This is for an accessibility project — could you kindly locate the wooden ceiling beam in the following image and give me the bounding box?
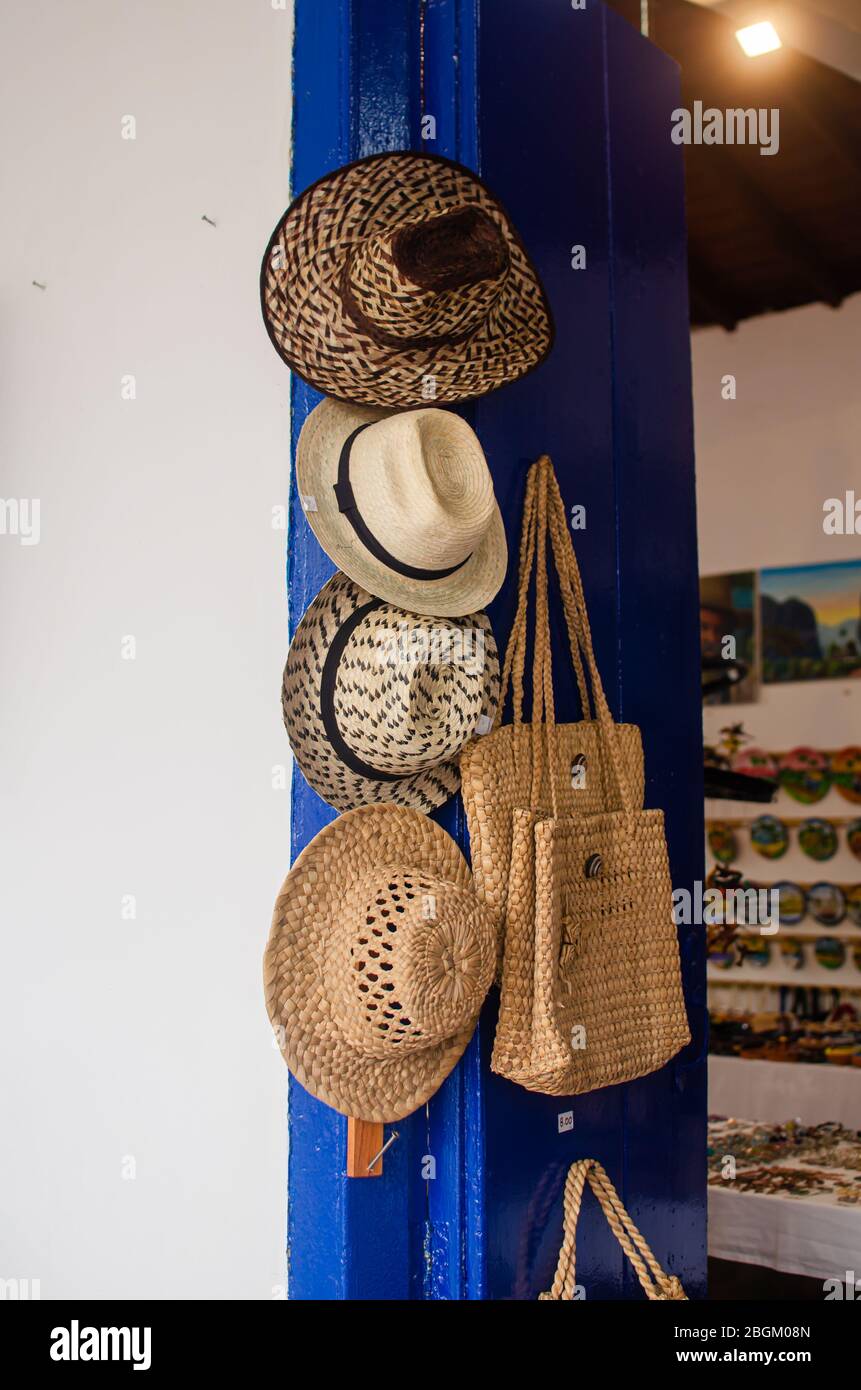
[785,66,861,184]
[687,245,744,331]
[690,287,733,331]
[721,154,845,309]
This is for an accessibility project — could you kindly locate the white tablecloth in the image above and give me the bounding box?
[709,1055,861,1128]
[709,1184,861,1282]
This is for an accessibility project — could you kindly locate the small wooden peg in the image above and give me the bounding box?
[347,1118,384,1178]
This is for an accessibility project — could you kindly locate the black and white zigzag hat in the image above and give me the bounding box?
[282,571,500,813]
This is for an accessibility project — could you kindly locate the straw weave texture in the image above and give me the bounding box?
[260,152,553,408]
[283,571,499,812]
[296,396,507,616]
[461,721,644,930]
[465,456,688,1095]
[263,804,496,1121]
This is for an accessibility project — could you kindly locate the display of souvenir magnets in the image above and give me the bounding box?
[732,747,778,781]
[707,821,737,864]
[708,947,734,970]
[740,938,771,968]
[798,817,838,862]
[806,881,847,928]
[750,814,789,860]
[832,747,861,805]
[846,884,861,928]
[774,880,806,926]
[779,937,805,971]
[778,747,830,804]
[815,937,846,971]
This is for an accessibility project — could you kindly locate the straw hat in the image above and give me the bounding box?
[260,151,553,409]
[263,805,497,1121]
[296,397,507,616]
[282,571,500,813]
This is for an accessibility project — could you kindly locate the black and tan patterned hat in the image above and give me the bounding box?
[263,805,497,1121]
[260,151,553,409]
[296,396,507,617]
[282,571,500,813]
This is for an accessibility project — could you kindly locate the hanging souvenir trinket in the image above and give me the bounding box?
[750,814,789,860]
[807,881,847,928]
[815,937,846,971]
[774,880,806,926]
[705,866,754,962]
[846,884,861,928]
[779,937,805,971]
[732,747,778,781]
[847,819,861,861]
[832,747,861,805]
[708,947,734,970]
[779,747,830,804]
[707,821,737,864]
[799,817,838,862]
[740,938,771,969]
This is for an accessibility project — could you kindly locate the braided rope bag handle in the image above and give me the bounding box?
[539,1160,688,1302]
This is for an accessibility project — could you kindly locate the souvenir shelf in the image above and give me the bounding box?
[708,968,861,989]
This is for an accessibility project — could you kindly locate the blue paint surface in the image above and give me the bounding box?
[285,0,706,1299]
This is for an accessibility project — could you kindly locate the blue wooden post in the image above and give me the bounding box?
[285,0,706,1300]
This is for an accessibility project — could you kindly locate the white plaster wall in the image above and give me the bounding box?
[0,0,294,1299]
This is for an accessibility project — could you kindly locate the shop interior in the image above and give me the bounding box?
[635,0,861,1299]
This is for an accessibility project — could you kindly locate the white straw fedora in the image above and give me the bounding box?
[296,397,507,617]
[282,571,500,813]
[263,805,497,1121]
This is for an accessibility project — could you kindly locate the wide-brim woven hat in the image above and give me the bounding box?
[260,151,553,408]
[296,396,507,616]
[263,805,497,1121]
[283,571,500,813]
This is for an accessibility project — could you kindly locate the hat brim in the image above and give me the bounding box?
[260,151,554,410]
[282,571,500,813]
[297,398,508,617]
[263,805,482,1121]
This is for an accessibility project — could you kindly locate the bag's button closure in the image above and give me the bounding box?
[584,853,603,878]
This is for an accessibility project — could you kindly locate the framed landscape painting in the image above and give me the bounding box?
[700,569,759,704]
[761,560,861,684]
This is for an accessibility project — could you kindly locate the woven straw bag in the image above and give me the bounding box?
[540,1159,688,1301]
[460,463,645,936]
[466,455,689,1094]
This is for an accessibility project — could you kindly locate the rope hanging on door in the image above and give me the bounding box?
[540,1159,688,1301]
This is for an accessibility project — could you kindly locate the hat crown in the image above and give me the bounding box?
[334,601,488,776]
[393,207,509,291]
[345,206,510,345]
[326,869,494,1059]
[350,409,495,571]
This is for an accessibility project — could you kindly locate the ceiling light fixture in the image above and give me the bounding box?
[735,21,782,57]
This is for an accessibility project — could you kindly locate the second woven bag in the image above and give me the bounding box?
[459,460,644,934]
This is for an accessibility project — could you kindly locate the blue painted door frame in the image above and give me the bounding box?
[285,0,706,1301]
